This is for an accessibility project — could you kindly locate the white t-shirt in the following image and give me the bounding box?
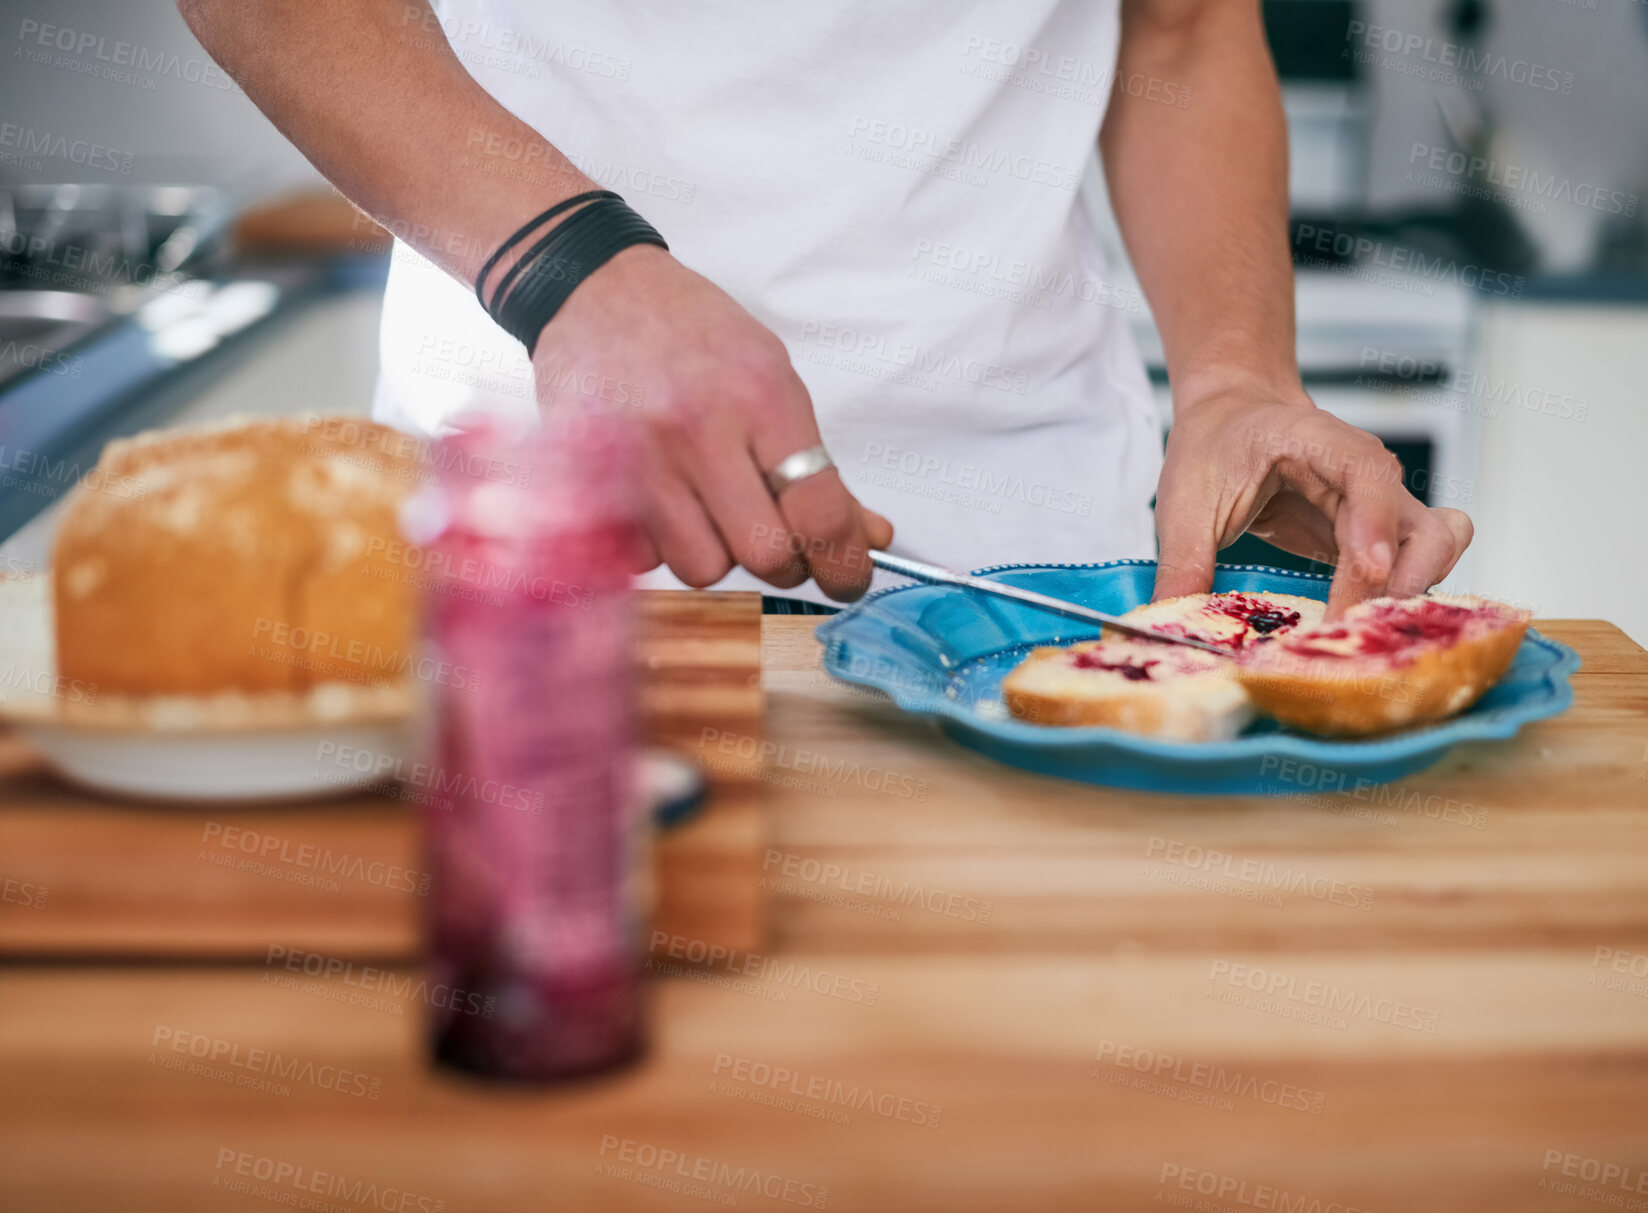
[373,0,1162,600]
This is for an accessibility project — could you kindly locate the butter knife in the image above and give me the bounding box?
[868,551,1228,656]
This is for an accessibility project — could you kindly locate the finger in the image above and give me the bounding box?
[777,469,878,601]
[629,529,662,575]
[644,467,734,589]
[1388,507,1473,598]
[746,368,880,601]
[690,448,808,591]
[1152,480,1220,602]
[650,369,805,589]
[860,506,894,552]
[1436,507,1474,574]
[1322,450,1405,619]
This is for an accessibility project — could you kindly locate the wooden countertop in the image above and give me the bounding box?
[2,610,1647,1213]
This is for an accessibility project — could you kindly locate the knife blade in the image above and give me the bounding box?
[868,551,1229,656]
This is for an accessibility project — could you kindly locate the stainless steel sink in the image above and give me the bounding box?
[0,183,231,390]
[0,290,114,388]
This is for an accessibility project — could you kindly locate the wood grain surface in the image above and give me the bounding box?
[0,590,766,959]
[1,613,1645,1213]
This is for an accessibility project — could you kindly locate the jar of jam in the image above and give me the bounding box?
[407,408,646,1080]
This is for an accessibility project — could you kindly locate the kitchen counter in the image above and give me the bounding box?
[0,274,386,565]
[1,608,1646,1212]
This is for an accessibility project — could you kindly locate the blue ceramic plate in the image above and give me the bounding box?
[815,560,1580,795]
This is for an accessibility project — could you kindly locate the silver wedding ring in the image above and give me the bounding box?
[764,444,834,497]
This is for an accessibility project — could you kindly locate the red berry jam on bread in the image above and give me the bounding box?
[1003,590,1325,739]
[1002,637,1252,741]
[1113,591,1326,653]
[1236,594,1531,736]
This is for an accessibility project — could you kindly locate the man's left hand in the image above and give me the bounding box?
[1151,382,1473,618]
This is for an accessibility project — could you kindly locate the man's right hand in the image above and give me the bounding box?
[529,243,892,600]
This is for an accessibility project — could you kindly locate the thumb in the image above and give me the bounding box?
[1152,489,1219,602]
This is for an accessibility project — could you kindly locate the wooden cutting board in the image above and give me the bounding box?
[0,590,766,960]
[0,617,1643,1213]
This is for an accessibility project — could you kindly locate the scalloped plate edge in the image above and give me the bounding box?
[816,559,1580,762]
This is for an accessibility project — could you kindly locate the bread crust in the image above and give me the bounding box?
[1004,682,1215,738]
[52,417,425,696]
[1002,592,1528,742]
[1237,620,1528,736]
[1002,643,1252,742]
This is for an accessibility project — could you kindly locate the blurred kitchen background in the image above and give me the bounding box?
[1,0,1645,642]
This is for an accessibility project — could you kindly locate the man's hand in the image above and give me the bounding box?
[531,244,892,600]
[1152,381,1473,617]
[1104,3,1471,614]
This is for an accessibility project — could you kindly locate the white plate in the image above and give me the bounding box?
[1,576,708,813]
[0,573,414,802]
[10,716,414,803]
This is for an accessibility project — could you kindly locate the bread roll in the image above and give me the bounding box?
[1002,591,1322,739]
[1003,637,1253,741]
[1236,594,1531,737]
[52,416,426,696]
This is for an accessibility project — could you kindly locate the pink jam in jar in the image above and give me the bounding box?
[407,409,646,1080]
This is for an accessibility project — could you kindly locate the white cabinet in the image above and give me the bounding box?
[1460,302,1648,646]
